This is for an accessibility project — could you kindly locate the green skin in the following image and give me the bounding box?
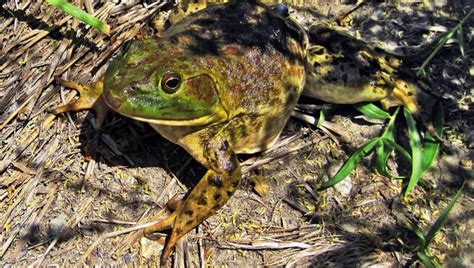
[54,0,422,265]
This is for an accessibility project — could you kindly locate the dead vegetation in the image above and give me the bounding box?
[0,0,472,266]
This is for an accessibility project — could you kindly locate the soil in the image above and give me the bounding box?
[0,0,472,267]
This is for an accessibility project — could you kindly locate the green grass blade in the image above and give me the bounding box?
[416,30,452,77]
[432,258,443,268]
[412,220,435,267]
[425,183,464,246]
[375,138,395,178]
[381,138,412,162]
[417,250,435,268]
[46,0,110,34]
[404,108,423,196]
[316,109,326,128]
[422,102,444,171]
[457,25,464,58]
[381,107,399,137]
[412,224,427,249]
[416,9,472,76]
[374,108,405,178]
[319,138,380,190]
[354,103,391,120]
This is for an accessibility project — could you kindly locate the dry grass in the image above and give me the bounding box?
[1,0,472,266]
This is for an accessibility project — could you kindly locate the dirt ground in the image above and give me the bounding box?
[0,0,472,266]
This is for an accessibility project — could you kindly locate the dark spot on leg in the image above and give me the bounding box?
[232,180,239,188]
[184,210,194,216]
[220,140,229,150]
[222,157,237,173]
[212,204,221,210]
[208,176,224,188]
[185,220,193,226]
[226,191,233,197]
[197,195,208,206]
[214,194,221,201]
[175,228,182,234]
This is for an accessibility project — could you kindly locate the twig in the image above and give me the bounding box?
[222,240,311,250]
[91,219,137,225]
[242,140,317,174]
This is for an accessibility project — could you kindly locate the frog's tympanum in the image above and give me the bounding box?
[53,0,424,263]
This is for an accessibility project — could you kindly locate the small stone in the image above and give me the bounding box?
[329,163,353,197]
[333,175,353,197]
[139,236,165,258]
[48,214,68,238]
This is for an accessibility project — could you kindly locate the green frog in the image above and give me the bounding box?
[52,0,423,264]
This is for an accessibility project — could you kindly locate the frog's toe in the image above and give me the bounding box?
[392,80,419,114]
[143,203,199,264]
[145,212,177,235]
[380,80,419,113]
[52,78,110,128]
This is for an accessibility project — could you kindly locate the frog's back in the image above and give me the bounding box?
[166,0,307,112]
[165,1,307,152]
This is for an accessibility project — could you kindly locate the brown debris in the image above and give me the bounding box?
[0,0,472,267]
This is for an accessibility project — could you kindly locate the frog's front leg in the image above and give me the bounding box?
[145,122,241,264]
[52,78,110,128]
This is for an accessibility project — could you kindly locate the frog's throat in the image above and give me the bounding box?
[115,106,228,126]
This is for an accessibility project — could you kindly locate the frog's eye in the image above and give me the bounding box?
[161,72,182,94]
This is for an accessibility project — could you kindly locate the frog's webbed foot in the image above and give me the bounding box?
[52,78,110,128]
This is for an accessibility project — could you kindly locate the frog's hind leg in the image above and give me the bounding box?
[52,78,110,128]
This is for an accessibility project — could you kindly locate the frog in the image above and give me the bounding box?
[51,0,425,264]
[53,0,307,264]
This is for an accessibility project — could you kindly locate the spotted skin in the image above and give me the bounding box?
[303,25,420,114]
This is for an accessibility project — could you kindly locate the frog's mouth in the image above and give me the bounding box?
[103,90,227,126]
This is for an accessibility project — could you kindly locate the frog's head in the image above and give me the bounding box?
[103,36,226,126]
